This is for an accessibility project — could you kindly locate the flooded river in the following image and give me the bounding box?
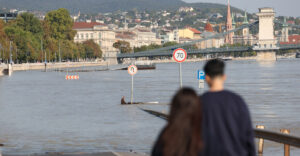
[0,59,299,155]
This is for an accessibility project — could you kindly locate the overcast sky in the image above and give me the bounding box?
[183,0,299,17]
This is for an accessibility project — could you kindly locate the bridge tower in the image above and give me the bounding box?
[254,8,278,61]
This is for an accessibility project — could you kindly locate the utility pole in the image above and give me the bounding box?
[59,41,61,62]
[55,51,57,63]
[41,38,47,64]
[9,41,12,64]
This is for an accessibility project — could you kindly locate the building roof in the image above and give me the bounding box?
[204,22,214,32]
[72,22,106,29]
[136,28,151,32]
[188,27,201,34]
[280,35,300,44]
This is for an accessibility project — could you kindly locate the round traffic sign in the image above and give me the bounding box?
[173,48,187,63]
[128,65,138,75]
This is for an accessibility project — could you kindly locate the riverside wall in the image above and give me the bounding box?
[12,62,108,71]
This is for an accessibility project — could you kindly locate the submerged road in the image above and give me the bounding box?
[3,152,146,156]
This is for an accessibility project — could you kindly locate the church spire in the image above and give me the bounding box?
[283,17,288,27]
[225,0,233,44]
[232,13,236,25]
[243,11,248,24]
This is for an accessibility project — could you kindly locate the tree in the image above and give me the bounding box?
[44,8,76,41]
[4,26,40,62]
[82,40,102,58]
[163,41,178,47]
[134,43,162,52]
[0,20,10,61]
[16,13,43,36]
[113,40,132,53]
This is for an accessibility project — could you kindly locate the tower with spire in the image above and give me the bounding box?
[232,13,236,36]
[225,0,233,44]
[124,18,128,30]
[242,11,250,45]
[280,17,289,42]
[232,13,236,29]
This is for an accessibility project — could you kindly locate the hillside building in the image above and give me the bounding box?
[179,27,201,40]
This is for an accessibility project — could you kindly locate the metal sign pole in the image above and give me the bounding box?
[128,64,137,105]
[179,62,182,88]
[131,75,134,104]
[198,70,205,93]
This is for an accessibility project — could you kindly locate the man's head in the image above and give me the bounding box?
[204,59,226,90]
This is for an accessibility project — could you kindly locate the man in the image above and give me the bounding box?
[201,59,255,156]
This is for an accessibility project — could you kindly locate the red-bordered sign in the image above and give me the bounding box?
[128,65,138,76]
[173,48,187,63]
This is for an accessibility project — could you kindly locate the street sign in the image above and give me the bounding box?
[173,48,187,63]
[128,64,138,104]
[197,70,205,80]
[173,48,187,88]
[199,80,205,89]
[128,65,138,76]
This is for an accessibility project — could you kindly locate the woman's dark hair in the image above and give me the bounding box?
[161,88,203,156]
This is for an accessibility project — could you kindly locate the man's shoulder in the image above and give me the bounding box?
[202,90,245,102]
[202,90,240,97]
[224,90,242,98]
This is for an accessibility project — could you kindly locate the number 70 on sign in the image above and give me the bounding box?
[173,48,187,63]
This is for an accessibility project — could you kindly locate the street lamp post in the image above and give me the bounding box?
[9,41,12,64]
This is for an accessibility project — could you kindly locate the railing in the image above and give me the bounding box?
[278,44,300,50]
[118,47,251,58]
[140,108,300,156]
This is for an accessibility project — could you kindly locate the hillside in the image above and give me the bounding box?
[0,0,242,14]
[0,0,184,13]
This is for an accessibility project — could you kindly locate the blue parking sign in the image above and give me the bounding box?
[197,70,205,80]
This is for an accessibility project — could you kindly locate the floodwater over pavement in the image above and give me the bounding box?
[0,59,299,155]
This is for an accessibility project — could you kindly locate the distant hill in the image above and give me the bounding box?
[0,0,242,14]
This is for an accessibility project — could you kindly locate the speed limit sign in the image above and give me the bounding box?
[173,48,187,63]
[128,64,138,104]
[128,65,138,76]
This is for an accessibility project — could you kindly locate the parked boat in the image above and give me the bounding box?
[121,96,158,105]
[220,57,233,61]
[121,61,156,70]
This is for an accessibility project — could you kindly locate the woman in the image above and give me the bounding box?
[152,88,203,156]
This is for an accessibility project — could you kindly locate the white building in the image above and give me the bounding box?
[178,7,194,12]
[73,21,117,56]
[130,28,161,47]
[158,29,179,44]
[115,28,161,48]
